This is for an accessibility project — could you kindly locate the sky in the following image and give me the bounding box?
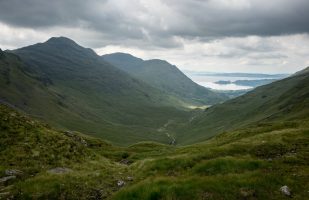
[0,0,309,73]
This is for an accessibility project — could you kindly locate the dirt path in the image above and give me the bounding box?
[165,132,176,145]
[158,120,176,145]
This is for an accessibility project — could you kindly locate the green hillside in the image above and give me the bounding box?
[1,40,308,199]
[102,53,227,106]
[1,39,190,145]
[0,103,127,199]
[175,67,309,144]
[1,102,308,199]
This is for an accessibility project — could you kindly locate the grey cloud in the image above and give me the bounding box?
[247,53,288,59]
[0,0,308,49]
[0,0,91,27]
[165,0,309,38]
[201,48,287,59]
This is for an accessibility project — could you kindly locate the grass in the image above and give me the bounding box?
[1,103,308,199]
[0,104,132,199]
[1,44,192,146]
[113,121,309,199]
[0,45,308,199]
[102,53,227,106]
[174,69,309,145]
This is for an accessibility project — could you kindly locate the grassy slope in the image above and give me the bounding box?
[115,120,309,200]
[0,103,129,199]
[175,67,309,145]
[102,53,227,106]
[1,39,191,145]
[1,46,308,199]
[1,104,308,199]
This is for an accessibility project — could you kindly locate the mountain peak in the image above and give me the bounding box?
[38,36,97,57]
[106,52,135,57]
[45,37,78,46]
[102,52,144,63]
[146,59,170,65]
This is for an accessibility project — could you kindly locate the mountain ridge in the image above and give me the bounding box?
[102,52,227,106]
[1,37,190,145]
[175,66,309,144]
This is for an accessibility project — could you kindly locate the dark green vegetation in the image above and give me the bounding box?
[0,103,127,199]
[175,67,309,144]
[1,103,308,199]
[0,39,194,145]
[213,89,251,99]
[1,38,308,199]
[102,53,227,106]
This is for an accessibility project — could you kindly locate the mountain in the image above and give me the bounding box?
[1,100,308,199]
[1,38,190,145]
[176,66,309,144]
[0,49,60,113]
[0,103,123,199]
[1,49,308,198]
[2,40,308,199]
[102,53,227,106]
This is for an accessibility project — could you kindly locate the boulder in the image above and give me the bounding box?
[119,159,132,165]
[63,131,88,146]
[117,180,125,187]
[0,176,16,184]
[239,188,256,198]
[48,167,72,174]
[63,131,74,137]
[280,185,291,196]
[5,169,23,176]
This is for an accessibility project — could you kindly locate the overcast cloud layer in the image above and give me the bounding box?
[0,0,309,73]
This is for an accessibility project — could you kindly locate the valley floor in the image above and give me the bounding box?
[1,104,308,199]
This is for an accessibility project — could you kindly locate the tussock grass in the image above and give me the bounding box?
[0,103,308,199]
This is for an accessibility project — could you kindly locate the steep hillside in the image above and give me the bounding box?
[176,67,309,144]
[0,103,130,199]
[1,39,190,145]
[1,103,308,199]
[102,53,227,106]
[0,49,65,117]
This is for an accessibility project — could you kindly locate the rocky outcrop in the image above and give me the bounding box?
[63,131,88,146]
[117,180,125,187]
[48,167,72,174]
[0,176,16,184]
[280,185,291,196]
[5,169,23,176]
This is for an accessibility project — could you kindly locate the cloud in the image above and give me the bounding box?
[0,0,308,73]
[96,34,309,73]
[1,0,309,48]
[164,0,309,38]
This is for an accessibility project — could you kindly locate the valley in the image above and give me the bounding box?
[0,102,308,199]
[1,1,309,199]
[102,53,227,106]
[1,39,193,146]
[0,38,308,199]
